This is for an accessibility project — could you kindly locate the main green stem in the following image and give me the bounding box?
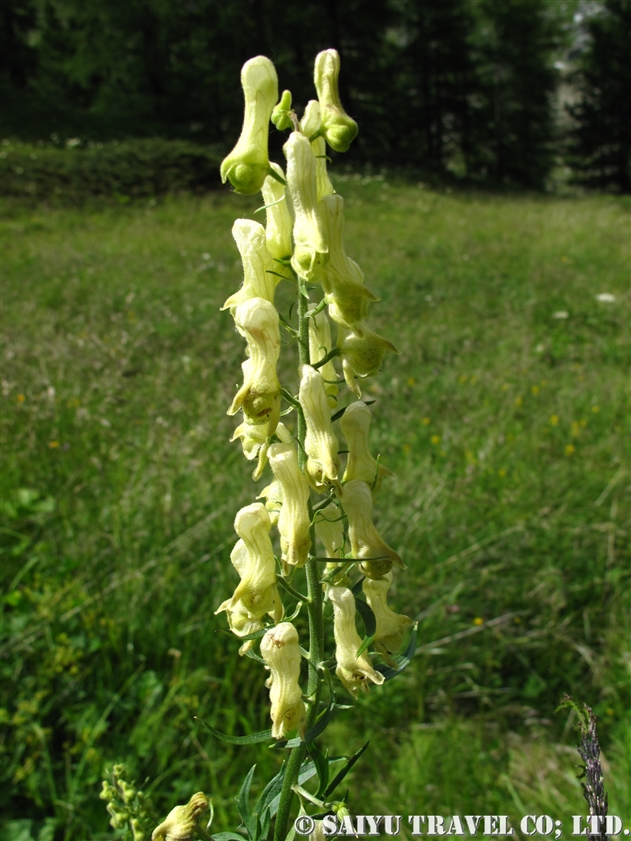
[273,279,325,841]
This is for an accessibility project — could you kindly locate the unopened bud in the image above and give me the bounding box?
[152,792,209,841]
[268,443,311,568]
[314,50,358,153]
[221,57,278,195]
[261,622,306,739]
[222,219,279,311]
[342,479,404,578]
[340,401,393,490]
[327,585,384,697]
[272,89,293,131]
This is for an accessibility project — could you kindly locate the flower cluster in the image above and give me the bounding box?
[216,50,412,742]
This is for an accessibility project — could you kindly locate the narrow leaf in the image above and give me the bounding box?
[355,633,376,659]
[196,717,272,745]
[354,597,376,638]
[308,742,330,800]
[237,764,256,825]
[323,741,370,798]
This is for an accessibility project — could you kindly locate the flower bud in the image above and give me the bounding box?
[340,401,393,490]
[268,443,311,568]
[284,131,328,281]
[311,136,335,203]
[261,164,293,263]
[261,622,306,739]
[228,298,281,434]
[272,89,293,131]
[338,325,398,396]
[152,792,209,841]
[222,220,280,312]
[299,365,339,489]
[327,585,384,697]
[341,479,404,578]
[362,572,413,657]
[300,99,322,139]
[220,57,278,195]
[308,305,338,408]
[314,50,358,153]
[257,477,283,525]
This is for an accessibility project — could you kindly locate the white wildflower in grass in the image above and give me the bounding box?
[595,293,615,303]
[552,310,569,319]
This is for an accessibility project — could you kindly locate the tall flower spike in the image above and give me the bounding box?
[268,443,312,568]
[327,585,385,697]
[220,56,278,195]
[284,131,328,282]
[362,572,413,659]
[228,298,281,434]
[314,50,358,153]
[320,194,379,331]
[338,325,398,396]
[299,364,340,489]
[342,479,404,579]
[261,163,293,264]
[261,622,306,739]
[221,503,281,621]
[308,305,338,408]
[222,219,279,311]
[340,401,393,490]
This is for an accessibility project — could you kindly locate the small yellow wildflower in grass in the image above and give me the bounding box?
[16,394,25,404]
[430,434,440,445]
[498,468,507,478]
[470,375,477,385]
[550,415,559,426]
[540,379,548,386]
[571,421,581,437]
[473,617,484,626]
[565,444,576,456]
[422,417,431,425]
[514,396,523,407]
[501,383,509,391]
[592,405,600,413]
[561,255,569,262]
[459,374,467,384]
[402,444,411,454]
[407,377,415,386]
[580,419,587,427]
[48,441,59,449]
[531,385,540,395]
[513,617,522,624]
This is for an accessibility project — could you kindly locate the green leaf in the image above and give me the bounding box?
[237,764,256,830]
[330,399,376,423]
[355,633,376,659]
[196,718,272,745]
[374,623,418,681]
[354,597,376,638]
[267,761,317,816]
[308,742,330,800]
[217,626,269,643]
[323,741,370,798]
[211,833,248,841]
[255,762,286,818]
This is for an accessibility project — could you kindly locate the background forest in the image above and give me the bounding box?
[1,2,630,841]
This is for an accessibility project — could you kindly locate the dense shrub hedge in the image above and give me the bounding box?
[1,138,223,200]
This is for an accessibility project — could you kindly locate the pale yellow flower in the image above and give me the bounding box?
[261,622,306,739]
[284,131,328,281]
[228,298,281,434]
[327,585,384,697]
[314,50,358,153]
[362,572,413,657]
[152,792,209,841]
[340,401,393,490]
[300,99,322,138]
[308,305,338,408]
[222,219,279,311]
[338,326,398,396]
[220,56,278,195]
[299,364,339,489]
[261,163,293,263]
[342,479,404,579]
[268,443,312,568]
[311,136,335,203]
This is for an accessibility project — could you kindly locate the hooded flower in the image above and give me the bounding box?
[220,56,278,195]
[261,622,306,739]
[228,298,281,434]
[222,219,279,312]
[341,479,404,579]
[315,502,345,561]
[268,443,311,568]
[327,585,384,697]
[300,99,322,139]
[338,325,398,396]
[340,401,393,490]
[215,503,282,638]
[320,194,379,331]
[152,792,210,841]
[261,163,293,264]
[308,305,338,408]
[299,364,339,489]
[314,50,358,153]
[284,131,328,281]
[362,572,413,658]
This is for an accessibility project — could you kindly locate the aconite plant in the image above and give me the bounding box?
[102,50,417,841]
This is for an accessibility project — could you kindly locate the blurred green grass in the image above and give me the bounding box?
[1,181,629,841]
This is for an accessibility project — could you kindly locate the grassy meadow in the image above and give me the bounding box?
[1,179,629,841]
